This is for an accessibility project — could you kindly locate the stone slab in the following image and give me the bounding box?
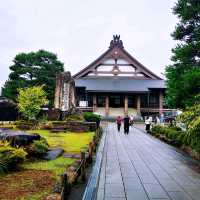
[44,148,64,160]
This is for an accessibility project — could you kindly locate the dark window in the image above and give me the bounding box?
[128,96,134,107]
[87,94,93,107]
[97,95,106,107]
[110,95,120,107]
[141,93,159,108]
[149,93,159,108]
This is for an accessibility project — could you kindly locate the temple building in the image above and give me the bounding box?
[55,35,166,117]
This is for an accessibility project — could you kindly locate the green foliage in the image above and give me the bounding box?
[2,50,64,106]
[0,142,27,174]
[17,86,48,120]
[151,123,200,153]
[178,94,200,151]
[23,157,74,176]
[83,112,101,122]
[151,125,164,135]
[165,0,200,108]
[65,114,84,122]
[28,130,94,153]
[0,156,8,175]
[26,138,48,157]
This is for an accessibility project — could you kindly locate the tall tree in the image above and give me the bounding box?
[2,50,64,107]
[165,0,200,109]
[17,86,48,120]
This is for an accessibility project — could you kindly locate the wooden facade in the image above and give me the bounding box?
[73,35,166,117]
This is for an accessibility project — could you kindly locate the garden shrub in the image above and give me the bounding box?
[0,142,27,174]
[83,112,101,127]
[176,133,186,144]
[151,125,182,141]
[177,94,200,152]
[26,138,48,157]
[171,126,182,131]
[193,143,200,153]
[151,125,163,135]
[65,114,84,122]
[151,124,200,153]
[168,131,180,141]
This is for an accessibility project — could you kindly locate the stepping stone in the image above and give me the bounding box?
[63,153,81,159]
[44,148,64,160]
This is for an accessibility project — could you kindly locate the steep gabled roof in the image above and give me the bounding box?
[73,35,162,80]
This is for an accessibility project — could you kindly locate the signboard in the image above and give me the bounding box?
[79,101,88,107]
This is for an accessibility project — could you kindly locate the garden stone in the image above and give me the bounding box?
[0,129,40,146]
[44,148,64,160]
[63,153,81,159]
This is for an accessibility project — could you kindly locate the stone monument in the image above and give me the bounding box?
[54,72,75,112]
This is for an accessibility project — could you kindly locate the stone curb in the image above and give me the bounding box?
[82,126,107,200]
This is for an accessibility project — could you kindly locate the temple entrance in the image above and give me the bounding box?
[109,95,124,108]
[94,93,139,117]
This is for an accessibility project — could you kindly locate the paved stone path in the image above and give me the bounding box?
[96,123,200,200]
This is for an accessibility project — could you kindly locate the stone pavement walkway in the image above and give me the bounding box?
[96,123,200,200]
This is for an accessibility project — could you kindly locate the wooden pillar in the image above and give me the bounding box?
[159,91,163,115]
[136,95,141,114]
[124,95,128,115]
[93,94,97,112]
[105,96,109,116]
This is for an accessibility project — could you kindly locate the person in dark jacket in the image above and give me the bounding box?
[124,115,130,134]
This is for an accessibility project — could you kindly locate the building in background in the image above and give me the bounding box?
[55,35,167,118]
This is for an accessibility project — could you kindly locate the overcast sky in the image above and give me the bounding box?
[0,0,178,90]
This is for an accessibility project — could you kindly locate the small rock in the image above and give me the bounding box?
[44,148,64,160]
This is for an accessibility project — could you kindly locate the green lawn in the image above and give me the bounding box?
[28,130,94,153]
[23,130,94,176]
[1,129,95,199]
[22,157,75,176]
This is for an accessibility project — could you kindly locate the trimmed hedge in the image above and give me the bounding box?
[151,125,200,153]
[83,112,101,127]
[25,138,49,157]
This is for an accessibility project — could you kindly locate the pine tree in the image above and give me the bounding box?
[165,0,200,109]
[2,50,64,107]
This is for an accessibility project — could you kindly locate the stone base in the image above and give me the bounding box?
[49,121,97,132]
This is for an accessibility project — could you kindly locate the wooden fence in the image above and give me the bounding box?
[60,127,102,200]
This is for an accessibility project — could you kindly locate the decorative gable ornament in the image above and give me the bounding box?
[73,35,161,80]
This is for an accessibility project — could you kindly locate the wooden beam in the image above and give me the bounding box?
[95,71,139,75]
[99,63,133,66]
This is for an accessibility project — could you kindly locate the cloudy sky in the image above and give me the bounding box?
[0,0,178,90]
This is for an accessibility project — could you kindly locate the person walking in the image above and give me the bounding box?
[145,116,151,133]
[130,115,134,127]
[116,116,123,132]
[124,115,130,134]
[155,116,160,124]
